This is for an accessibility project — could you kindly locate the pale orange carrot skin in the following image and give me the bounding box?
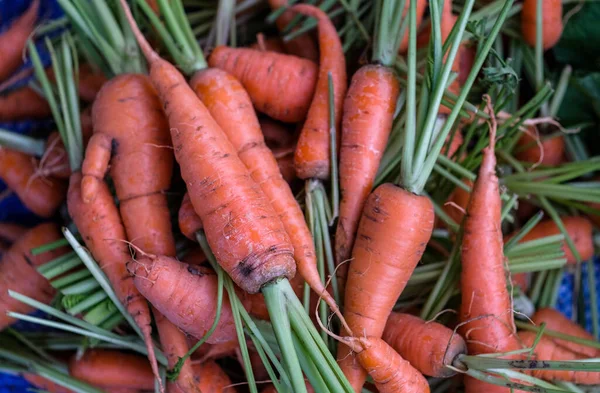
[0,147,67,217]
[532,307,600,357]
[129,254,237,344]
[292,4,347,180]
[69,350,155,390]
[520,331,600,384]
[521,0,563,50]
[0,223,67,330]
[335,65,400,270]
[382,312,466,377]
[338,183,435,391]
[0,0,39,82]
[208,46,318,123]
[268,0,319,62]
[0,86,52,121]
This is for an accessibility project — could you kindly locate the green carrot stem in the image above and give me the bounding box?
[0,130,46,157]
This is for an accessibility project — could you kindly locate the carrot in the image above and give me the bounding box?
[459,104,521,357]
[506,216,594,265]
[121,2,296,295]
[0,0,39,82]
[179,192,205,241]
[128,254,237,344]
[250,34,287,54]
[341,336,430,393]
[0,147,67,217]
[259,117,296,150]
[519,331,600,384]
[0,86,52,121]
[208,46,318,123]
[76,63,108,102]
[67,173,161,390]
[181,246,207,266]
[441,179,472,228]
[0,222,27,244]
[191,60,346,329]
[0,223,67,330]
[337,183,435,390]
[191,340,239,363]
[382,312,467,377]
[335,65,400,268]
[69,350,155,390]
[272,146,297,184]
[268,0,319,62]
[444,130,464,159]
[515,129,565,166]
[292,4,347,180]
[191,361,235,393]
[23,374,75,393]
[397,0,428,54]
[521,0,563,50]
[531,307,600,357]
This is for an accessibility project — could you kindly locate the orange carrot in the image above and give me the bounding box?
[0,147,67,217]
[292,4,347,180]
[208,46,318,123]
[128,254,237,344]
[0,0,39,82]
[382,312,467,377]
[77,63,108,102]
[250,34,287,54]
[335,65,400,269]
[337,183,435,391]
[0,222,27,243]
[441,179,473,228]
[272,146,297,184]
[531,307,600,357]
[444,130,464,159]
[121,1,296,294]
[0,86,52,121]
[179,192,204,241]
[397,0,428,53]
[191,61,346,329]
[259,117,296,150]
[0,223,67,330]
[341,336,430,393]
[23,374,75,393]
[521,0,563,50]
[67,173,161,390]
[261,382,315,393]
[506,216,594,265]
[519,331,600,384]
[191,361,235,393]
[68,350,155,390]
[268,0,319,62]
[515,129,565,166]
[459,105,521,356]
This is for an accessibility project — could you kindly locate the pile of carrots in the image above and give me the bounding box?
[1,0,600,393]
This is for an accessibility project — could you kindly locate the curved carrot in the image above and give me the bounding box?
[292,4,347,180]
[521,0,563,50]
[191,66,346,331]
[69,349,155,390]
[208,46,318,123]
[0,223,67,330]
[268,0,319,62]
[120,1,296,294]
[382,312,467,377]
[335,65,400,269]
[0,86,52,121]
[0,147,67,217]
[506,216,594,265]
[128,254,237,344]
[532,307,600,357]
[515,129,565,166]
[337,183,435,391]
[0,0,39,82]
[342,336,430,393]
[519,331,600,384]
[67,173,161,390]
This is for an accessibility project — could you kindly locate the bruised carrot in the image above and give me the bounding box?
[506,216,594,265]
[0,86,52,121]
[515,129,565,166]
[521,0,563,50]
[268,0,319,62]
[341,336,430,393]
[382,312,467,377]
[69,350,155,390]
[121,2,296,295]
[519,331,600,384]
[0,223,67,330]
[292,4,347,180]
[191,62,346,329]
[335,65,400,268]
[208,46,318,123]
[337,183,435,390]
[0,0,39,82]
[531,307,600,357]
[0,147,67,217]
[67,173,161,390]
[128,254,237,344]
